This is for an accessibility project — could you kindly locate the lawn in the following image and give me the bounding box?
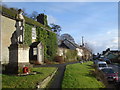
[62,61,105,88]
[2,67,57,88]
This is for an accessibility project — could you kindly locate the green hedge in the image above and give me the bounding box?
[65,49,77,61]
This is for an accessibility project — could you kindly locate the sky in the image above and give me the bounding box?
[2,2,118,54]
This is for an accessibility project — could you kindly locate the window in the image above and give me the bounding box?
[33,48,37,55]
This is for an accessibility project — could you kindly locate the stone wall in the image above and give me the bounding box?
[9,44,29,63]
[1,15,16,64]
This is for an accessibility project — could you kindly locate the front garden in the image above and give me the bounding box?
[2,67,57,88]
[62,61,105,88]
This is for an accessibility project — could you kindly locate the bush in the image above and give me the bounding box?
[34,61,42,65]
[44,59,52,64]
[54,56,64,63]
[65,49,77,61]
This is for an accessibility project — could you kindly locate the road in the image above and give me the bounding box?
[108,63,120,82]
[108,63,120,89]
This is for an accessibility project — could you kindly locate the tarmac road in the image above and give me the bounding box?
[108,63,120,82]
[108,63,120,89]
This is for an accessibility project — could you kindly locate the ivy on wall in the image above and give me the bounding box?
[47,31,58,60]
[24,24,32,46]
[44,14,48,26]
[36,27,48,59]
[36,27,57,61]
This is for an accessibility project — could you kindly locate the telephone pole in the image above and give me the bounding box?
[82,36,84,46]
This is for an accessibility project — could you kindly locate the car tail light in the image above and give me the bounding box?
[115,77,119,81]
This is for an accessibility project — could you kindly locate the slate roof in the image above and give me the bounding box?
[102,48,120,55]
[59,39,80,50]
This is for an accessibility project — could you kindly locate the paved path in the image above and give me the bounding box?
[34,61,79,88]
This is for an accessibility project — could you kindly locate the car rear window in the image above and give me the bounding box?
[99,64,107,67]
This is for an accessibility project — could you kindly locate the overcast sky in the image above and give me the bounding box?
[2,2,118,54]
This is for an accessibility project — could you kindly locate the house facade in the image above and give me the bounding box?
[57,39,92,61]
[102,48,120,63]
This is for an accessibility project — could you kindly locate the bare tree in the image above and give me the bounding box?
[50,23,62,33]
[29,11,38,20]
[60,33,75,43]
[22,8,28,16]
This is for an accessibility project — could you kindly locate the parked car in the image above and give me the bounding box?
[99,56,111,64]
[93,59,99,65]
[104,58,111,64]
[101,67,119,82]
[96,61,108,70]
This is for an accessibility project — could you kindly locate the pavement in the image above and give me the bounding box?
[34,61,80,89]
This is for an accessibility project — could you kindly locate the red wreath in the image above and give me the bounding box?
[23,67,29,73]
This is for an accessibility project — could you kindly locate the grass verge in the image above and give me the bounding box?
[62,61,105,88]
[2,67,57,88]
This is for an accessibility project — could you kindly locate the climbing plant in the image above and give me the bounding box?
[36,27,48,59]
[46,31,58,60]
[36,27,57,61]
[24,24,32,46]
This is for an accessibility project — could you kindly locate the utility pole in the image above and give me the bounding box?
[82,36,84,46]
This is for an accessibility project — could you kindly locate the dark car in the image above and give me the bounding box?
[99,57,111,64]
[101,67,119,82]
[103,58,111,64]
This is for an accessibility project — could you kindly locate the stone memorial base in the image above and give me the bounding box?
[5,44,32,74]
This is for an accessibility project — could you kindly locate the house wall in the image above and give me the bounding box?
[1,15,16,64]
[57,47,78,61]
[57,47,92,61]
[57,47,68,61]
[76,48,83,57]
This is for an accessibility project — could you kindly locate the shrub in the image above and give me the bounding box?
[65,49,77,61]
[34,61,42,65]
[54,56,64,63]
[44,59,52,64]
